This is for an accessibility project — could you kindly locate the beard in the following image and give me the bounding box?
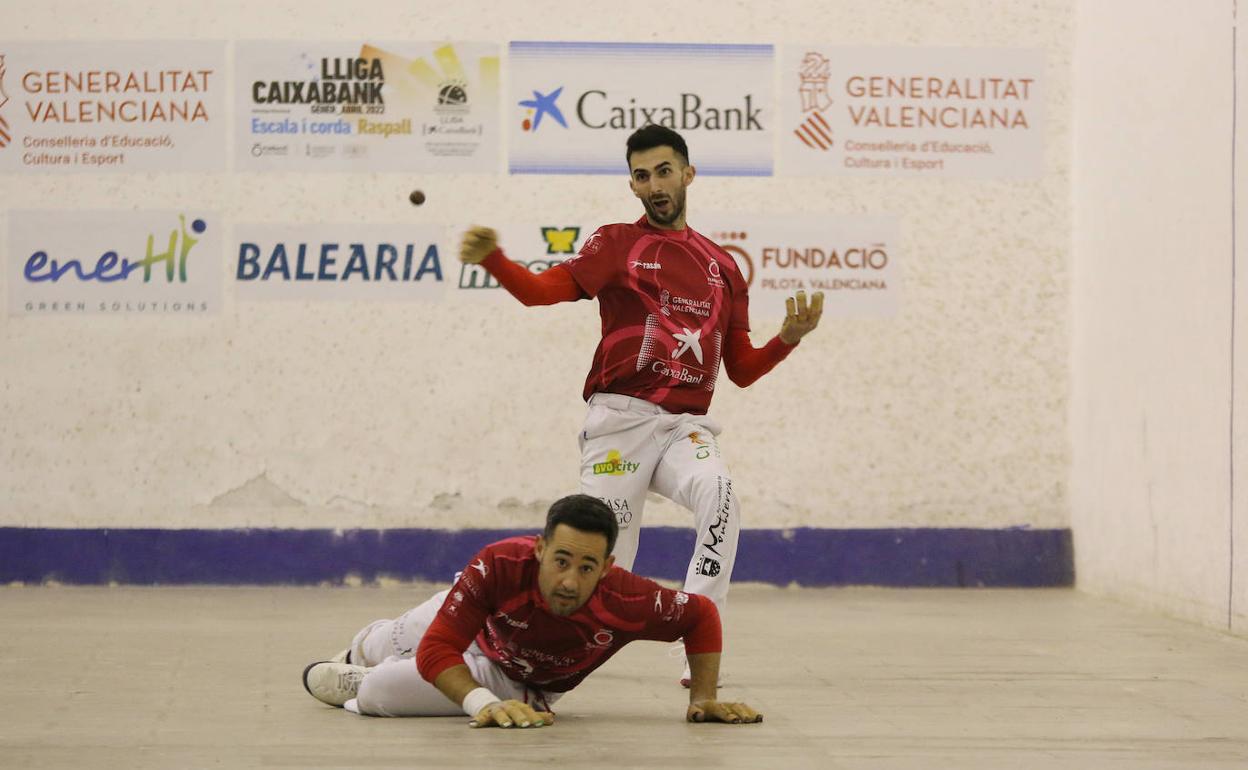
[643,188,686,226]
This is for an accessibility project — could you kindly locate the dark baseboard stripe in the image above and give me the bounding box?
[0,526,1073,587]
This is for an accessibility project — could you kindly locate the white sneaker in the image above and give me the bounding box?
[303,661,368,707]
[329,648,350,664]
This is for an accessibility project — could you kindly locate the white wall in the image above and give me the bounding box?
[0,1,1073,533]
[1072,0,1246,634]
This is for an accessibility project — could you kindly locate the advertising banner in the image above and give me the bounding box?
[236,41,499,171]
[451,215,900,319]
[780,46,1045,178]
[8,210,222,315]
[699,213,902,319]
[452,222,592,300]
[233,223,447,301]
[509,41,774,176]
[0,41,226,172]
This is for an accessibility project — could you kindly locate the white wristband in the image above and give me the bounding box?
[462,687,502,718]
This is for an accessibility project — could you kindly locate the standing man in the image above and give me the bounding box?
[458,125,823,683]
[302,494,761,726]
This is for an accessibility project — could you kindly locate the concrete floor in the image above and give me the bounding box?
[1,585,1246,769]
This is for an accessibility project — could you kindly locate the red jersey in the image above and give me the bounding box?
[553,217,752,415]
[415,536,722,693]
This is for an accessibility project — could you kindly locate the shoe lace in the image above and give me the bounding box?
[337,668,366,690]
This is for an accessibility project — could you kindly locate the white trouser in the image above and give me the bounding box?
[579,392,740,610]
[347,589,560,717]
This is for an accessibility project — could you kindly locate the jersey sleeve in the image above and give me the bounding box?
[481,248,583,306]
[414,549,497,683]
[606,570,723,654]
[722,328,798,388]
[556,227,618,299]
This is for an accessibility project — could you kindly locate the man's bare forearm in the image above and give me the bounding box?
[433,663,487,708]
[686,652,720,703]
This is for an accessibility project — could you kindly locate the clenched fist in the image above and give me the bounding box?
[460,226,499,264]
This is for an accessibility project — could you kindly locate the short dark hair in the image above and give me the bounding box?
[543,494,618,556]
[626,125,689,167]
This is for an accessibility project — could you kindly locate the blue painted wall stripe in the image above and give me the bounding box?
[0,527,1073,587]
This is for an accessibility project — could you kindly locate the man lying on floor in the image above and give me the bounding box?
[302,494,762,728]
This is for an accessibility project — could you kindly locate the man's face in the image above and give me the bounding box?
[628,145,696,230]
[534,524,615,616]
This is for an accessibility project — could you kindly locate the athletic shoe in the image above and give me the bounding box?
[303,660,368,707]
[329,648,350,664]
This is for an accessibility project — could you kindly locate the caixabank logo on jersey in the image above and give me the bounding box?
[703,213,902,319]
[509,42,773,176]
[233,224,445,302]
[7,211,221,315]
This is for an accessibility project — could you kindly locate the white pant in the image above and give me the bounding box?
[347,589,560,717]
[579,393,740,610]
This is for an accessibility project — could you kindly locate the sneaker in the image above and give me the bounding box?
[329,648,350,664]
[303,661,368,707]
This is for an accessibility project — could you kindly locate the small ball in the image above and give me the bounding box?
[409,190,426,206]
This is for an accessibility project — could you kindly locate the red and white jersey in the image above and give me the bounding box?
[415,536,721,693]
[554,217,751,415]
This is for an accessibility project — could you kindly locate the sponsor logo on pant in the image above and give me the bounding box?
[697,556,721,577]
[592,449,639,475]
[688,431,718,460]
[599,496,634,527]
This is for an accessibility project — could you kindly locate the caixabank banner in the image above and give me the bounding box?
[508,41,773,176]
[780,46,1045,178]
[236,41,499,172]
[0,42,226,172]
[8,210,222,315]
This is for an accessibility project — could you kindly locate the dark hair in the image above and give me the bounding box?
[544,494,618,556]
[625,124,689,167]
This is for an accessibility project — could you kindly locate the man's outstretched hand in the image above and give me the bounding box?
[460,226,498,265]
[468,699,554,729]
[778,290,824,345]
[687,699,763,724]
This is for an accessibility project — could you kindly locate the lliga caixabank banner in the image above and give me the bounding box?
[699,214,902,319]
[509,42,773,176]
[233,224,447,301]
[7,211,222,315]
[780,46,1045,178]
[236,41,499,171]
[0,42,226,172]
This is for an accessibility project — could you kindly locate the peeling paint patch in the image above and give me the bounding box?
[326,496,371,512]
[431,492,462,510]
[209,473,303,508]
